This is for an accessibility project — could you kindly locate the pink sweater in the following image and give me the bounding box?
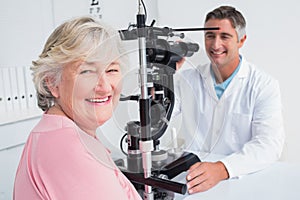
[14,114,141,200]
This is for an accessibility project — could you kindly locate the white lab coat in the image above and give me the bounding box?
[172,57,285,178]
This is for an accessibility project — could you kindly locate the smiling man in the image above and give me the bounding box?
[173,6,285,194]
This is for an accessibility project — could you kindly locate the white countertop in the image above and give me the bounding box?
[174,153,300,200]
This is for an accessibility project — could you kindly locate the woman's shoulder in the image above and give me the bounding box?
[28,114,84,161]
[32,114,76,133]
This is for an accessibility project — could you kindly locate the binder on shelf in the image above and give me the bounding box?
[24,66,38,110]
[16,67,27,111]
[2,67,13,113]
[9,67,21,111]
[0,69,6,116]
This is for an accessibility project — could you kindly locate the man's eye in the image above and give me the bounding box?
[205,35,215,39]
[221,36,230,40]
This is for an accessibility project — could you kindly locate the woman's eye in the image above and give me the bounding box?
[107,69,119,73]
[106,62,121,73]
[80,70,94,74]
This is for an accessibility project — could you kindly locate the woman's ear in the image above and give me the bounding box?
[45,77,59,98]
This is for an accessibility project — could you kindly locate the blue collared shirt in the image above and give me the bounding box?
[212,56,242,99]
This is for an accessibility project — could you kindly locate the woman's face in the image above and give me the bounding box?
[53,60,122,135]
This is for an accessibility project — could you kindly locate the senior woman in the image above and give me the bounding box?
[13,16,141,200]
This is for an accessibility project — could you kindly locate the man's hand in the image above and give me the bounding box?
[186,161,229,194]
[176,57,185,71]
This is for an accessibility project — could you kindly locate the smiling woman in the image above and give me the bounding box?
[46,58,122,136]
[13,16,141,200]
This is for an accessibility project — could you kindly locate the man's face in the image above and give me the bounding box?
[204,19,245,70]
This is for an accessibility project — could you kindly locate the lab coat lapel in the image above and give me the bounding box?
[221,59,249,99]
[198,64,221,152]
[200,60,249,152]
[198,64,219,102]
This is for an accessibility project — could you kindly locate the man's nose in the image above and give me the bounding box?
[212,37,222,49]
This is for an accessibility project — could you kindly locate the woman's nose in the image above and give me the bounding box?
[95,74,111,92]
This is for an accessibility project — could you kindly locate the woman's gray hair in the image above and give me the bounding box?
[31,16,127,111]
[205,6,246,40]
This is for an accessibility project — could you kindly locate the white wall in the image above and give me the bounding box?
[0,1,54,199]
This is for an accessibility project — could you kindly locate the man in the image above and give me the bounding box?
[173,6,285,194]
